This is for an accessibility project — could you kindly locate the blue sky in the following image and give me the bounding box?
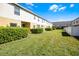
[19,3,79,22]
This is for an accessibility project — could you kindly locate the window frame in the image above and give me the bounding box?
[38,18,40,22]
[10,23,17,27]
[34,16,36,20]
[14,6,20,16]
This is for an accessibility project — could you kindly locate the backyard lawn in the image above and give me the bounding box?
[0,30,79,56]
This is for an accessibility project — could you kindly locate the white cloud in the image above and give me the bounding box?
[49,4,66,12]
[26,3,38,8]
[49,4,58,12]
[59,6,66,11]
[26,3,34,6]
[70,4,74,8]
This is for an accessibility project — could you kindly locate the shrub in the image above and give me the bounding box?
[0,27,29,44]
[45,28,52,31]
[52,26,56,30]
[31,28,43,34]
[56,27,63,29]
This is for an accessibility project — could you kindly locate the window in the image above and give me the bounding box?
[76,21,78,23]
[37,25,40,28]
[48,26,50,28]
[44,21,46,23]
[73,21,75,24]
[22,24,26,27]
[42,20,43,23]
[42,20,45,23]
[41,25,43,27]
[14,6,20,15]
[33,25,35,29]
[38,18,39,21]
[34,16,36,20]
[10,23,17,27]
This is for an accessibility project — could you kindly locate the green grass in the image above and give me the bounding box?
[0,29,79,56]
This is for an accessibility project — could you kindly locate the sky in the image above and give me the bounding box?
[19,3,79,22]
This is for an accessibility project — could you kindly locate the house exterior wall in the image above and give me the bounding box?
[0,4,20,21]
[64,17,79,36]
[64,27,72,35]
[72,18,79,26]
[72,26,79,36]
[52,21,71,28]
[0,16,21,27]
[0,3,52,29]
[64,26,79,36]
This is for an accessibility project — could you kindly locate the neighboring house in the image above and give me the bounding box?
[64,17,79,36]
[72,17,79,26]
[0,3,52,29]
[52,21,72,28]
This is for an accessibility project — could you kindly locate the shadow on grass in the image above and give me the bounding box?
[62,32,70,36]
[73,36,79,40]
[62,32,79,40]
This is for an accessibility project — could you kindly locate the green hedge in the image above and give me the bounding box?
[52,26,56,30]
[0,27,29,44]
[31,28,43,34]
[45,28,52,31]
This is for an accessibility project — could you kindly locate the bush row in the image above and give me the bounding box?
[0,27,52,44]
[52,26,64,30]
[31,28,43,34]
[31,28,52,34]
[0,27,29,44]
[45,28,52,31]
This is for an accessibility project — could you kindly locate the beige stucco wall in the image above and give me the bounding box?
[0,3,52,29]
[0,16,21,27]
